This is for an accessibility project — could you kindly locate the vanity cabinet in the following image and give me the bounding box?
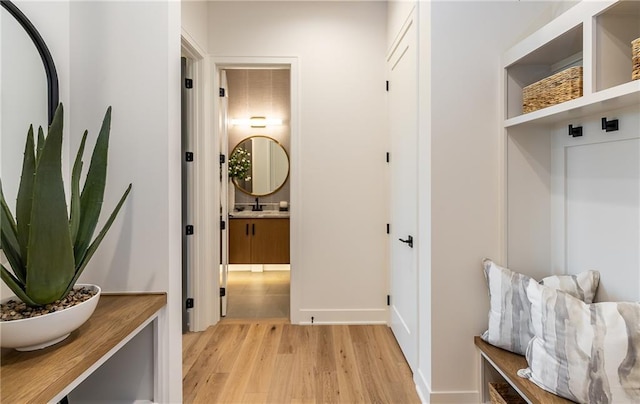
[229,218,290,264]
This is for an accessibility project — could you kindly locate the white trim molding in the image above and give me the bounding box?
[181,33,217,332]
[211,56,300,326]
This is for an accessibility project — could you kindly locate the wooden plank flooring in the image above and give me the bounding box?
[183,321,420,403]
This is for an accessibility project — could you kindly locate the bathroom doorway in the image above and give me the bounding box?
[221,67,292,320]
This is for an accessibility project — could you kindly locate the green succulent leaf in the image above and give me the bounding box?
[67,183,131,294]
[0,182,25,284]
[26,104,75,305]
[16,125,36,261]
[1,264,36,306]
[36,126,45,161]
[70,130,88,245]
[75,107,111,265]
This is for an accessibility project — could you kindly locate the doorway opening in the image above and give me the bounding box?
[221,67,292,320]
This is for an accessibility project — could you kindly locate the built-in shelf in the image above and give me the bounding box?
[504,0,640,121]
[505,80,640,128]
[596,0,640,91]
[0,293,167,403]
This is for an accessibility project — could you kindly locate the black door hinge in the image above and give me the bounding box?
[219,87,226,97]
[386,223,390,234]
[185,78,193,89]
[220,287,226,297]
[386,152,390,163]
[220,154,226,164]
[387,295,390,306]
[185,152,194,162]
[386,81,389,92]
[186,298,194,309]
[185,225,194,235]
[221,220,226,230]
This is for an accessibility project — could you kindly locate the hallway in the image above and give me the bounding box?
[182,321,420,403]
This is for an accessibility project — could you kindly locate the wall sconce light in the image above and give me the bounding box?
[230,116,283,128]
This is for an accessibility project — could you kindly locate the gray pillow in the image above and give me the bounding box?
[481,259,600,355]
[519,280,640,403]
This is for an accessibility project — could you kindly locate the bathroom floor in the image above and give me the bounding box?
[224,270,290,319]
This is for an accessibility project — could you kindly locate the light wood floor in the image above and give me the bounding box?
[226,271,290,319]
[183,320,420,403]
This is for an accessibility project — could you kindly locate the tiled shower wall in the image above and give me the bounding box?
[226,69,291,210]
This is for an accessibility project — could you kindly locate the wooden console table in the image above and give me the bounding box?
[1,293,167,403]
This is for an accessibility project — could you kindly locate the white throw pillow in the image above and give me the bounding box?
[481,259,600,355]
[520,280,640,404]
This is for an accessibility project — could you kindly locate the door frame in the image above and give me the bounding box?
[211,56,300,324]
[181,31,218,331]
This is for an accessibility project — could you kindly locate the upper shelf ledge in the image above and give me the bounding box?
[502,1,615,68]
[504,80,640,128]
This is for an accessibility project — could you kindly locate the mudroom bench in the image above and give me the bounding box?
[475,336,574,404]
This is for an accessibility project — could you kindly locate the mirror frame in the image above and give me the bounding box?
[2,0,59,124]
[230,135,290,197]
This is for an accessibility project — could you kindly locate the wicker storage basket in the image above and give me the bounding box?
[522,66,583,113]
[488,382,527,404]
[632,38,640,81]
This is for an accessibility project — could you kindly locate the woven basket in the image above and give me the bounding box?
[488,382,527,404]
[522,66,583,113]
[632,38,640,81]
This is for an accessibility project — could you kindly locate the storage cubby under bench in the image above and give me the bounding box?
[475,336,574,404]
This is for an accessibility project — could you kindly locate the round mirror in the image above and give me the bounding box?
[230,136,289,197]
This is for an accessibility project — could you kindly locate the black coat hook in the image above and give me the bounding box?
[568,124,582,137]
[601,117,619,132]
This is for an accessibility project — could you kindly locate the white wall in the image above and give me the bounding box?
[424,1,555,400]
[68,1,182,400]
[209,1,389,324]
[181,0,209,52]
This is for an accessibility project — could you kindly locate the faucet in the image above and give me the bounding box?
[252,197,263,211]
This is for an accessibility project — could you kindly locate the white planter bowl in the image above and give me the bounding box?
[0,284,101,351]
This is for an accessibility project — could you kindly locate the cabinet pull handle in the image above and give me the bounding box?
[245,223,249,235]
[252,223,255,235]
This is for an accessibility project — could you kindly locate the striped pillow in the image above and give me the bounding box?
[520,280,640,403]
[481,259,600,355]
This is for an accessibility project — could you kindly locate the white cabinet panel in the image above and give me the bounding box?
[566,137,639,302]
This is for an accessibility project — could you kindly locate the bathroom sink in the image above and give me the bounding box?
[229,210,289,218]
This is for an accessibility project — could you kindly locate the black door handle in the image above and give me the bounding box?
[252,223,255,236]
[399,235,413,248]
[245,223,249,235]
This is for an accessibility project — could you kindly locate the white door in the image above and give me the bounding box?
[388,15,418,371]
[220,70,230,316]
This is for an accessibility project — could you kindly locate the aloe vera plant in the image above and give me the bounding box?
[0,104,131,306]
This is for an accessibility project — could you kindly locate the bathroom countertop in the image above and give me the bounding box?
[229,210,290,219]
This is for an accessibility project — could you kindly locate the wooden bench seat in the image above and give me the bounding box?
[475,336,575,404]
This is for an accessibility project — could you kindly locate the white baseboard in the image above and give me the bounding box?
[427,390,478,403]
[414,370,479,404]
[415,369,429,403]
[294,308,388,324]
